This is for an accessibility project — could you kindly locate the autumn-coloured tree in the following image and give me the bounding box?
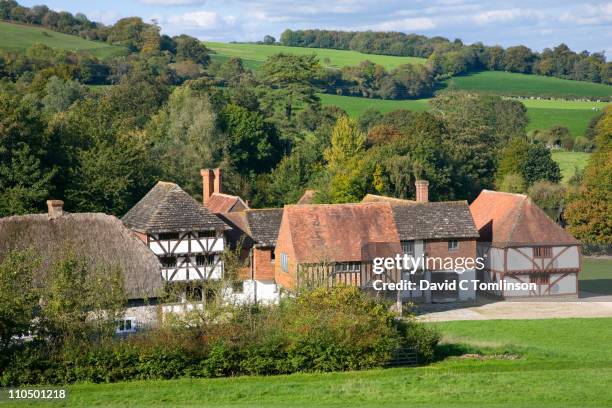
[565,106,612,245]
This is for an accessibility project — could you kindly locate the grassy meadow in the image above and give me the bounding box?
[0,21,125,58]
[443,71,612,100]
[320,93,608,136]
[580,258,612,295]
[551,151,591,182]
[205,41,426,70]
[6,317,611,408]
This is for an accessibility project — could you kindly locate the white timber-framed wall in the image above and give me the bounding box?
[146,230,225,282]
[477,243,580,297]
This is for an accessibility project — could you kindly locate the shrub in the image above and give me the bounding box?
[573,136,594,152]
[2,287,440,385]
[527,181,566,210]
[497,173,526,193]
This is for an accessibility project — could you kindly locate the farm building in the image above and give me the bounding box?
[0,200,164,333]
[470,190,581,298]
[274,180,480,303]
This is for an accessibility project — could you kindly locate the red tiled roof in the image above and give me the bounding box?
[206,193,249,214]
[470,190,579,247]
[283,202,401,263]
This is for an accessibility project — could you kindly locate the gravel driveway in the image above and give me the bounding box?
[417,296,612,322]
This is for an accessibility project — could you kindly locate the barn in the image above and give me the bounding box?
[470,190,581,298]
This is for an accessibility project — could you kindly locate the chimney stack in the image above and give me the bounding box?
[213,168,222,195]
[200,168,223,205]
[47,200,64,219]
[415,180,429,203]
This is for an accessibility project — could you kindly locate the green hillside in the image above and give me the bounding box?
[443,71,612,99]
[205,41,426,70]
[320,93,608,136]
[0,20,125,58]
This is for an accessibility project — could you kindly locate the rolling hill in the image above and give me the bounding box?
[0,20,125,58]
[442,71,612,100]
[205,41,426,70]
[320,93,608,136]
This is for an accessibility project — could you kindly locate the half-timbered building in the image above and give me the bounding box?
[122,181,230,297]
[470,190,581,298]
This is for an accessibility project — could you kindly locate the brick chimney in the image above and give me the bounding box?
[201,168,223,205]
[415,180,429,203]
[201,169,214,205]
[47,200,64,219]
[213,168,222,195]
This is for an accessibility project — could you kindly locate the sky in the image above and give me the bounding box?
[19,0,612,55]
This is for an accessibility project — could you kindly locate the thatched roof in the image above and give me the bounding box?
[122,181,229,234]
[0,212,163,300]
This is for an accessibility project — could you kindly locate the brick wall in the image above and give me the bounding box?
[254,247,275,280]
[274,216,297,290]
[425,239,477,263]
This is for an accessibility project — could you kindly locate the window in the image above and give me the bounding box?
[530,273,550,285]
[198,230,217,238]
[158,232,179,241]
[270,249,276,263]
[232,281,244,294]
[401,240,415,255]
[117,318,136,333]
[196,254,215,266]
[160,256,177,268]
[281,253,289,272]
[534,247,552,258]
[334,262,361,273]
[448,240,459,251]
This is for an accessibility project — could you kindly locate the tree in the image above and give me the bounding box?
[175,35,210,66]
[565,106,612,245]
[41,76,88,114]
[220,104,281,174]
[259,54,321,127]
[322,117,369,203]
[147,85,223,197]
[522,143,561,185]
[0,249,39,351]
[263,35,276,45]
[39,248,126,344]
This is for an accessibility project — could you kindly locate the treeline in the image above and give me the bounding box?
[320,60,435,99]
[280,29,612,86]
[0,0,211,80]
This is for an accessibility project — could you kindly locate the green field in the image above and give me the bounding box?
[580,258,612,295]
[8,317,611,407]
[443,71,612,100]
[0,20,125,58]
[205,42,426,70]
[320,93,608,136]
[551,151,591,182]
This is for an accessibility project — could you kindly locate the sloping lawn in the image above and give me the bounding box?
[7,318,612,408]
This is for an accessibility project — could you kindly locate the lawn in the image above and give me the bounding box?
[443,71,612,100]
[6,318,611,407]
[551,151,591,182]
[0,21,125,59]
[205,41,426,70]
[320,93,608,136]
[580,258,612,295]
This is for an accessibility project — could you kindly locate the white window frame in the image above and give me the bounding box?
[281,253,289,272]
[117,317,137,334]
[448,240,459,251]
